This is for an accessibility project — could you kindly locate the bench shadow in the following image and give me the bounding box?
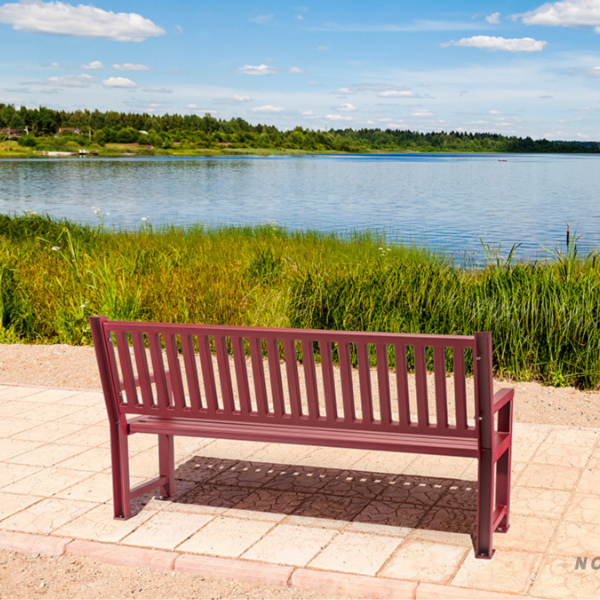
[135,455,478,548]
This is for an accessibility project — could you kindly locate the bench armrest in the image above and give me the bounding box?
[492,388,513,413]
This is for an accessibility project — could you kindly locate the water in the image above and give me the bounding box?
[1,152,599,258]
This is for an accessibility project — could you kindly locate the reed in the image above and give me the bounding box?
[2,213,599,389]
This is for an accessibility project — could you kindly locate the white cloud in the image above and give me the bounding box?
[46,73,94,87]
[377,90,414,98]
[486,12,501,24]
[232,94,251,102]
[187,104,197,109]
[335,87,355,94]
[174,24,183,34]
[234,64,277,76]
[295,14,304,20]
[411,108,434,117]
[301,110,315,117]
[249,14,274,24]
[515,0,600,32]
[378,118,394,122]
[317,45,329,50]
[443,35,546,52]
[0,0,165,41]
[288,67,305,73]
[306,80,321,85]
[251,105,285,113]
[326,114,352,120]
[142,86,172,94]
[81,60,104,70]
[489,110,501,114]
[103,76,136,88]
[337,103,355,111]
[113,63,151,71]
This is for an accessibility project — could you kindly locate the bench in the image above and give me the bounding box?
[90,316,513,559]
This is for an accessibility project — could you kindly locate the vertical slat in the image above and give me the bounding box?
[266,338,285,419]
[320,341,337,423]
[357,342,374,425]
[164,334,187,411]
[301,340,320,422]
[433,346,449,429]
[198,335,219,414]
[394,343,411,426]
[249,337,269,417]
[148,333,169,411]
[283,339,303,420]
[232,337,252,416]
[181,334,202,412]
[132,332,153,408]
[115,331,138,406]
[414,344,430,428]
[376,343,392,426]
[453,347,468,430]
[338,342,355,423]
[215,336,235,415]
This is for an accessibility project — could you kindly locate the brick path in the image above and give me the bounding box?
[0,384,599,599]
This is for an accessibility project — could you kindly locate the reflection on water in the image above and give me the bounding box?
[1,153,599,258]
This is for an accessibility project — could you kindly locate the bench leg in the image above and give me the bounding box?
[158,434,175,499]
[110,423,131,520]
[476,449,495,559]
[495,447,511,533]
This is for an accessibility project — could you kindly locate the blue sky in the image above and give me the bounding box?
[1,0,600,139]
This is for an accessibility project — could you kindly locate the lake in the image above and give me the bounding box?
[1,153,599,258]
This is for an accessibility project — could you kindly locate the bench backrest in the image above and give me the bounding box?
[90,316,494,441]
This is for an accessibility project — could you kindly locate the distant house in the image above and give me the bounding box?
[0,128,20,139]
[57,127,82,135]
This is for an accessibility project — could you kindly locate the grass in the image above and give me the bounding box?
[2,213,600,390]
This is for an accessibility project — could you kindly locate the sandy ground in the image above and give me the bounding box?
[0,343,599,428]
[0,550,339,600]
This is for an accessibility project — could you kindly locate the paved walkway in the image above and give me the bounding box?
[0,384,599,599]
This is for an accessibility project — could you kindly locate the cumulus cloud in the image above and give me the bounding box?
[486,12,501,24]
[0,0,165,41]
[46,73,94,87]
[81,60,104,69]
[377,90,414,98]
[442,35,546,52]
[113,63,151,71]
[334,87,355,94]
[514,0,600,32]
[103,76,136,88]
[337,103,355,111]
[234,64,277,76]
[232,94,251,101]
[251,105,285,113]
[326,114,352,120]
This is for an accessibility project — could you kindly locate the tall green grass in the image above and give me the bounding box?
[2,213,600,389]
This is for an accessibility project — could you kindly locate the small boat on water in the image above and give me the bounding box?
[498,158,508,162]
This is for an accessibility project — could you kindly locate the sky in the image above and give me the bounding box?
[1,0,600,140]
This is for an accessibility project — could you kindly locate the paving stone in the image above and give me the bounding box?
[178,515,274,558]
[1,498,96,534]
[517,463,582,491]
[512,423,550,445]
[209,461,280,488]
[530,555,600,599]
[59,392,104,407]
[354,501,429,531]
[349,451,418,475]
[381,477,461,507]
[0,463,44,490]
[0,530,72,556]
[343,520,409,538]
[550,521,600,557]
[174,456,238,483]
[0,387,46,401]
[510,486,571,519]
[230,487,308,517]
[196,438,267,461]
[319,470,394,499]
[3,467,94,496]
[57,425,109,448]
[175,554,293,587]
[532,444,592,468]
[177,484,252,509]
[242,523,336,566]
[309,531,401,576]
[0,492,43,521]
[563,493,600,525]
[12,421,86,443]
[54,472,129,503]
[299,447,369,470]
[7,443,89,468]
[0,402,34,419]
[17,389,83,404]
[264,465,339,494]
[19,404,87,422]
[493,515,558,553]
[55,447,113,472]
[576,459,600,496]
[0,418,45,438]
[122,510,214,550]
[55,503,159,542]
[543,428,600,449]
[292,569,416,599]
[293,493,370,522]
[452,549,540,594]
[57,406,105,426]
[402,455,473,479]
[379,539,469,583]
[0,438,42,460]
[248,443,317,465]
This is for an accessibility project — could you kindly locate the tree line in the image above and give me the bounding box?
[1,103,598,154]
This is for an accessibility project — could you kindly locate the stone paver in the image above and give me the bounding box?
[1,383,600,599]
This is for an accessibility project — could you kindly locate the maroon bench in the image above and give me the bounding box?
[90,316,513,559]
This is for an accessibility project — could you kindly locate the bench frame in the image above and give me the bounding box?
[90,316,513,559]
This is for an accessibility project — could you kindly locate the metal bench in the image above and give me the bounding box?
[90,316,513,559]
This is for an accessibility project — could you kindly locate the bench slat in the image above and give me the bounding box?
[394,343,411,427]
[249,337,269,417]
[215,336,235,415]
[147,333,170,411]
[181,334,202,412]
[338,342,356,423]
[376,343,392,426]
[132,332,154,409]
[115,331,138,407]
[266,338,285,420]
[232,336,252,416]
[454,348,468,431]
[283,339,303,420]
[434,346,449,429]
[301,339,320,423]
[357,342,374,425]
[414,344,430,429]
[165,333,187,412]
[320,341,338,423]
[198,335,219,415]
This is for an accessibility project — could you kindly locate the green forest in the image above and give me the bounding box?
[1,102,599,154]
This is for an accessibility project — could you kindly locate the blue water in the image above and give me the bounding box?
[1,153,599,258]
